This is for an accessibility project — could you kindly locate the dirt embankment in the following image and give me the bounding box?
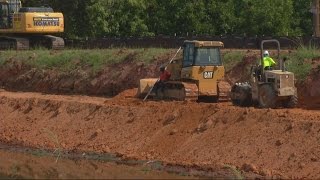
[225,55,257,84]
[1,49,320,107]
[1,90,320,179]
[0,50,172,97]
[298,58,320,109]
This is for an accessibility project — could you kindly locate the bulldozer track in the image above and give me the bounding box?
[182,82,199,101]
[218,80,231,102]
[152,81,198,101]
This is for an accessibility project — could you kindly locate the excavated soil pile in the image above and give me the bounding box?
[226,55,257,84]
[0,90,320,179]
[298,58,320,109]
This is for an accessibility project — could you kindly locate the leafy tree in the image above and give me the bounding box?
[105,0,151,37]
[21,0,315,38]
[207,0,238,35]
[236,0,294,36]
[86,0,110,37]
[291,0,313,36]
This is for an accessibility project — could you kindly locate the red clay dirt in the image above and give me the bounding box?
[1,49,320,178]
[298,57,320,109]
[1,89,320,179]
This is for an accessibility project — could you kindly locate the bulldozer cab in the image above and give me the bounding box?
[0,0,21,28]
[182,40,223,68]
[180,40,225,81]
[179,40,228,98]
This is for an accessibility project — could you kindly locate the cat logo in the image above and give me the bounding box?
[203,71,214,79]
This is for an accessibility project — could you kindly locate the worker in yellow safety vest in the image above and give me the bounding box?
[262,50,276,70]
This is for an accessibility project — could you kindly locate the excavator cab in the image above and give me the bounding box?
[0,0,21,28]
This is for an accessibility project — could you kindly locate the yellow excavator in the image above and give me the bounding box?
[0,0,64,50]
[137,40,231,102]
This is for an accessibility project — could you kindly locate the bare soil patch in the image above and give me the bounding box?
[0,90,320,179]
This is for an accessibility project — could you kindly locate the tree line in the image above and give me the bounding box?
[25,0,313,38]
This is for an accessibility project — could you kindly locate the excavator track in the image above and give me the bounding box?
[29,35,65,50]
[0,35,64,50]
[0,37,29,50]
[218,80,231,102]
[43,35,65,50]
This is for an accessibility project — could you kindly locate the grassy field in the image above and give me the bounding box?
[222,51,246,71]
[0,48,171,73]
[286,46,320,81]
[0,47,319,81]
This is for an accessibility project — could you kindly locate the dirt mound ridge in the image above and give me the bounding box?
[1,90,320,179]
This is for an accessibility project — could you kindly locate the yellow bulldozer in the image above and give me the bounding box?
[0,0,64,50]
[137,40,231,102]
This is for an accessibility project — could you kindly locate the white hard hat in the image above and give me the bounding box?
[263,50,269,56]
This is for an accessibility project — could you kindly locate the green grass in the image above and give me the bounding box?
[0,47,318,82]
[286,46,320,81]
[135,48,171,64]
[223,51,246,71]
[0,48,172,74]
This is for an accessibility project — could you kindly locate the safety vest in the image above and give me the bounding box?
[263,57,276,68]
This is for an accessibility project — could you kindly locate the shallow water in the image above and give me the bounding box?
[0,145,193,179]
